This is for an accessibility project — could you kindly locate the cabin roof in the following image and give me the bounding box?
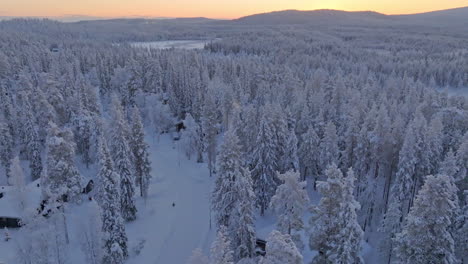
[0,180,42,218]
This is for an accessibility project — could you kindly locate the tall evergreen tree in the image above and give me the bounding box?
[259,230,303,264]
[42,122,82,202]
[309,165,364,264]
[319,121,340,173]
[232,167,256,260]
[97,136,128,264]
[131,106,152,199]
[270,170,309,235]
[110,98,137,221]
[212,129,244,227]
[251,110,279,215]
[202,94,218,177]
[298,126,320,184]
[394,174,458,264]
[0,121,13,180]
[210,226,234,264]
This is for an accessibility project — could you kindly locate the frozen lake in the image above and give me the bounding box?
[130,40,214,50]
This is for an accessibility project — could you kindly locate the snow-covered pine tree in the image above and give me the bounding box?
[212,129,243,227]
[10,156,26,210]
[270,170,309,236]
[202,94,218,176]
[424,115,444,174]
[309,165,364,264]
[210,226,234,264]
[110,98,137,221]
[379,191,403,264]
[298,126,320,184]
[438,149,459,180]
[42,122,82,202]
[259,230,303,264]
[29,131,43,180]
[251,110,279,215]
[212,128,256,260]
[233,199,256,261]
[73,106,94,168]
[0,121,13,179]
[181,113,199,160]
[394,174,459,264]
[97,136,128,263]
[318,121,340,173]
[231,169,256,261]
[281,122,299,173]
[454,190,467,263]
[455,132,468,181]
[394,122,418,215]
[130,105,151,199]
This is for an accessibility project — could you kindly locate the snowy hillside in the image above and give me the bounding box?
[0,7,467,264]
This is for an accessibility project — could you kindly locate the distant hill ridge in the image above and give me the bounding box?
[233,6,468,26]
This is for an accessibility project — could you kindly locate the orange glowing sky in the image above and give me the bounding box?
[1,0,467,19]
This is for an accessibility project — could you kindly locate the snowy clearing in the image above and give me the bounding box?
[130,40,214,50]
[126,135,214,264]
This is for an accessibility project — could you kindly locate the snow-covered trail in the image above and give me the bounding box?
[127,135,214,264]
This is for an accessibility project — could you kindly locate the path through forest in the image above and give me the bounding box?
[126,135,214,264]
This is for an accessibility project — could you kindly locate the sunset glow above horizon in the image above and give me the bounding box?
[1,0,467,19]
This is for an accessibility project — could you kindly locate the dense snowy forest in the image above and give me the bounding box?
[0,8,467,264]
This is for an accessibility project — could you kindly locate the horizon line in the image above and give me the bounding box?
[1,5,467,22]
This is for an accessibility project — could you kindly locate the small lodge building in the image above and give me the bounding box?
[49,44,60,53]
[0,181,42,228]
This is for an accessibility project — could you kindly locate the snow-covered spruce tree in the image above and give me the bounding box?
[42,122,82,202]
[10,156,26,210]
[259,230,303,264]
[270,170,309,237]
[110,98,137,221]
[233,198,256,261]
[309,165,364,264]
[0,121,13,179]
[270,105,289,173]
[250,110,279,215]
[181,113,199,160]
[212,128,256,260]
[202,94,218,176]
[455,131,468,181]
[318,121,340,174]
[379,190,403,264]
[454,190,467,263]
[210,226,234,264]
[394,122,418,215]
[424,115,444,174]
[72,106,94,168]
[298,126,320,184]
[231,169,256,261]
[97,136,128,263]
[281,123,299,173]
[29,130,43,180]
[131,105,151,199]
[394,174,459,264]
[438,149,459,180]
[212,129,244,227]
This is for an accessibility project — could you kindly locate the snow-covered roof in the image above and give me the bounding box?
[0,180,42,218]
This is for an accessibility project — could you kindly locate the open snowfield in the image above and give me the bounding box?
[126,135,215,264]
[130,40,213,50]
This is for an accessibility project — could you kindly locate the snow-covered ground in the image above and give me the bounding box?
[126,135,215,264]
[130,40,213,50]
